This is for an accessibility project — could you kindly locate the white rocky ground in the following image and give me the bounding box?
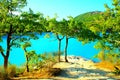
[52,56,119,80]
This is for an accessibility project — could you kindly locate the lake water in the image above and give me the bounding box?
[0,33,99,66]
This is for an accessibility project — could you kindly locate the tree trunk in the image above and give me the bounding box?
[65,36,68,62]
[26,55,29,72]
[24,48,29,72]
[58,39,61,62]
[56,34,64,62]
[118,47,120,52]
[4,56,9,70]
[3,24,12,70]
[2,0,13,71]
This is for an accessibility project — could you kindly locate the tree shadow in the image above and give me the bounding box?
[57,67,117,79]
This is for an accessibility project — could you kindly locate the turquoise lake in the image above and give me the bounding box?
[0,33,100,66]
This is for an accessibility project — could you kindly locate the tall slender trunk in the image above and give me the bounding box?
[58,39,61,62]
[2,0,13,71]
[4,24,12,70]
[118,47,120,52]
[26,55,29,72]
[24,48,29,72]
[65,36,68,62]
[56,34,64,62]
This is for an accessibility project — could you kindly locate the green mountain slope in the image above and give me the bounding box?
[74,11,103,22]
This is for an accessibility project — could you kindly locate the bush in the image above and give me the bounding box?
[16,67,25,76]
[0,65,18,79]
[31,52,58,70]
[94,51,120,65]
[0,66,10,80]
[7,65,16,77]
[40,52,58,68]
[113,66,120,75]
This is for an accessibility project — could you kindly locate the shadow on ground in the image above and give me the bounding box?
[56,67,118,79]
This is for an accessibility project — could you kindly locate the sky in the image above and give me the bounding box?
[24,0,113,20]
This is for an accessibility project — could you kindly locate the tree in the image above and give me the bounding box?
[0,0,27,70]
[94,40,111,61]
[46,16,64,62]
[0,0,44,70]
[20,8,46,34]
[22,42,31,72]
[88,0,120,62]
[61,17,83,62]
[21,42,37,72]
[94,0,120,52]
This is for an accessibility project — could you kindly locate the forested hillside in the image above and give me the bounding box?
[74,11,102,22]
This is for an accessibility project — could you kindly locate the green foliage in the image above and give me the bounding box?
[92,0,120,66]
[0,0,41,70]
[95,50,105,61]
[106,52,120,65]
[15,67,25,76]
[44,33,50,38]
[0,46,4,52]
[35,52,58,69]
[20,9,45,33]
[28,51,39,66]
[95,0,120,50]
[21,42,38,72]
[94,41,111,50]
[94,50,120,65]
[94,40,120,64]
[0,0,119,74]
[21,42,31,49]
[21,43,58,71]
[74,13,100,43]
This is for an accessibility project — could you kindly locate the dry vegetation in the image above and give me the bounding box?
[0,53,62,80]
[1,56,120,80]
[18,68,61,79]
[95,61,116,71]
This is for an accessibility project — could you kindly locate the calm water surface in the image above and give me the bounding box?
[0,34,99,66]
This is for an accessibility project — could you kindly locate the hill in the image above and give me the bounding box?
[74,11,103,22]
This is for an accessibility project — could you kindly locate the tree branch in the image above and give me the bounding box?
[0,51,5,58]
[56,34,64,40]
[60,36,65,40]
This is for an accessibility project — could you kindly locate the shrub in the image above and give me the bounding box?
[0,66,10,80]
[16,67,25,76]
[0,65,18,79]
[7,65,16,77]
[113,66,120,75]
[94,51,120,65]
[31,52,58,70]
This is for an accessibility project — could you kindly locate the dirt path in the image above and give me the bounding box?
[52,56,118,80]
